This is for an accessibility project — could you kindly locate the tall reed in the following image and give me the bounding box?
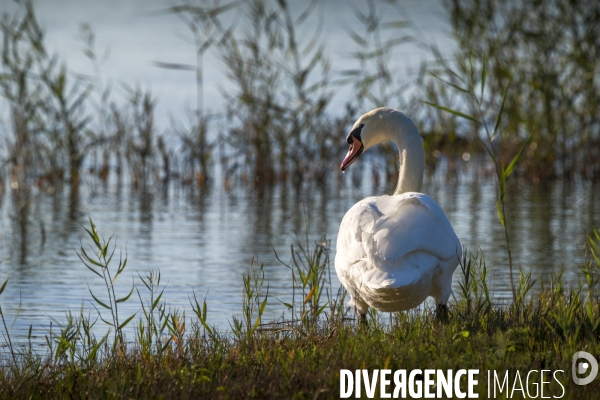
[3,0,597,191]
[423,51,530,301]
[180,0,337,183]
[445,0,600,180]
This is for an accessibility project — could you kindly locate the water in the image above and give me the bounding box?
[1,160,599,343]
[1,0,456,128]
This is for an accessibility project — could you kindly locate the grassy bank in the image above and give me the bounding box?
[2,306,597,399]
[1,222,600,399]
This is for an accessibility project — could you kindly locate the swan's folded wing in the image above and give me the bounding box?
[336,197,381,263]
[336,194,461,274]
[372,193,460,263]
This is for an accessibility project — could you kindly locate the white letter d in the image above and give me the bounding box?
[340,370,354,398]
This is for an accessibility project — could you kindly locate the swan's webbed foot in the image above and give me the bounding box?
[435,304,449,322]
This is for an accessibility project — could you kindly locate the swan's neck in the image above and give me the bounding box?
[383,115,424,195]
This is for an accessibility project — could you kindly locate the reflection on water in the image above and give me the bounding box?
[1,161,599,342]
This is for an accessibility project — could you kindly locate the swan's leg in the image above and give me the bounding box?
[432,260,454,321]
[353,297,369,326]
[435,303,448,320]
[355,307,368,326]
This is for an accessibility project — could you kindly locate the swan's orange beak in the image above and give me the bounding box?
[341,136,364,172]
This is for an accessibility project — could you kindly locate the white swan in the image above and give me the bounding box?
[335,107,462,321]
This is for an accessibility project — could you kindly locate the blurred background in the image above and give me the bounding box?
[0,0,599,341]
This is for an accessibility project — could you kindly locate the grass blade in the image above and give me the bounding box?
[118,314,136,330]
[422,101,479,123]
[503,137,530,179]
[429,71,470,94]
[492,82,510,140]
[0,279,8,295]
[304,286,316,304]
[496,200,505,227]
[116,286,134,304]
[278,300,293,309]
[88,288,111,310]
[481,52,487,97]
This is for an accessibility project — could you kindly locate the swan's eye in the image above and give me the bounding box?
[346,123,364,144]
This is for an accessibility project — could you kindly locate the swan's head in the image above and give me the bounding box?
[340,107,397,171]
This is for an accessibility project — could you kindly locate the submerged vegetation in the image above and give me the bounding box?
[0,222,600,398]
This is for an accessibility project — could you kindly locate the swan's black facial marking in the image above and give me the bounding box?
[346,123,364,144]
[341,123,365,171]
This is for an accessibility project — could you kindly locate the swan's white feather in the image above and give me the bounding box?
[335,192,462,313]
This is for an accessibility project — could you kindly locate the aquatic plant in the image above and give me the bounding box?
[2,0,598,192]
[179,0,337,183]
[423,46,530,302]
[445,0,600,180]
[0,0,101,189]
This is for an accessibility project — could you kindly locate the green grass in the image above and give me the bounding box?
[1,222,600,399]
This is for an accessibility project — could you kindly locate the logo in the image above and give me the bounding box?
[572,351,598,385]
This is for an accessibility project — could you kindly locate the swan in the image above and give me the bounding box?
[335,107,462,322]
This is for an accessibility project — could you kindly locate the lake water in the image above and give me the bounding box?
[1,160,599,343]
[1,0,456,127]
[1,1,599,345]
